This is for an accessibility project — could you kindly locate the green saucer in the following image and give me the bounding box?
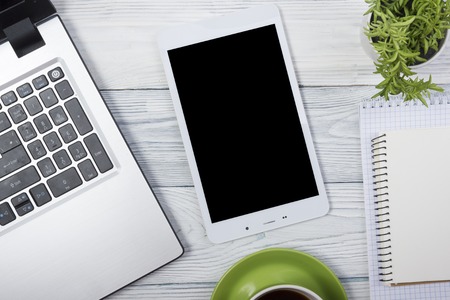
[211,248,347,300]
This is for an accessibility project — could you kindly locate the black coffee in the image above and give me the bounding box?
[255,289,311,300]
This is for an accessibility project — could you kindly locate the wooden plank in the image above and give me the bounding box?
[52,0,450,89]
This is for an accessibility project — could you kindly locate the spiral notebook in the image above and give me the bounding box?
[360,93,450,299]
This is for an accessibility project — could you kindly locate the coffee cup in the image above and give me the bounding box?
[249,284,322,300]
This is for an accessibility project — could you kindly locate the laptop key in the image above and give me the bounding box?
[59,123,77,144]
[1,91,17,106]
[0,130,21,154]
[68,141,87,161]
[55,80,74,100]
[84,133,113,173]
[37,158,56,178]
[27,140,47,160]
[43,131,62,152]
[18,122,37,142]
[30,184,52,207]
[47,167,82,198]
[0,166,40,201]
[24,96,43,116]
[8,104,27,124]
[0,112,11,133]
[39,88,58,108]
[11,193,30,207]
[48,67,64,82]
[32,75,49,90]
[0,202,16,226]
[53,149,72,170]
[65,98,93,135]
[0,145,31,179]
[49,106,68,126]
[34,114,53,134]
[11,193,34,217]
[78,159,98,181]
[15,201,34,217]
[16,83,33,98]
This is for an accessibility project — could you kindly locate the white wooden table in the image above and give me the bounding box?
[52,1,450,299]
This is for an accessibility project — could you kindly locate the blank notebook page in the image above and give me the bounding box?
[382,127,450,284]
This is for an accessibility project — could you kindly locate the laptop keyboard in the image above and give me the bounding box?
[0,64,114,227]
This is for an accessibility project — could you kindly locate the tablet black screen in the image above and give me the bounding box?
[168,24,319,223]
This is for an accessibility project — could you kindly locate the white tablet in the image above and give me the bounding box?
[158,4,329,243]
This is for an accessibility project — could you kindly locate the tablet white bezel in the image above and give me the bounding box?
[158,4,329,243]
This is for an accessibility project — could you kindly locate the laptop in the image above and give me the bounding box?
[0,1,184,299]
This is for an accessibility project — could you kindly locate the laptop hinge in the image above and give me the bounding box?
[4,17,45,58]
[0,0,57,57]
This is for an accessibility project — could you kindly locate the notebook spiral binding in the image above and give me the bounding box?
[361,91,450,109]
[371,134,393,283]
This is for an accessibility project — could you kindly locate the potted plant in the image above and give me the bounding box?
[364,0,450,106]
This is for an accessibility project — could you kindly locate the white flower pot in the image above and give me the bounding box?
[360,13,449,69]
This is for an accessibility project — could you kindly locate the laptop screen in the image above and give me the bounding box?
[0,0,24,11]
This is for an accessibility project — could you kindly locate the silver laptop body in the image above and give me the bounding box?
[0,1,183,299]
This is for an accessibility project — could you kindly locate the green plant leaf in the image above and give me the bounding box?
[365,0,449,105]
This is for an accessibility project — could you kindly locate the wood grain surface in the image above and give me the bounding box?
[48,0,450,299]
